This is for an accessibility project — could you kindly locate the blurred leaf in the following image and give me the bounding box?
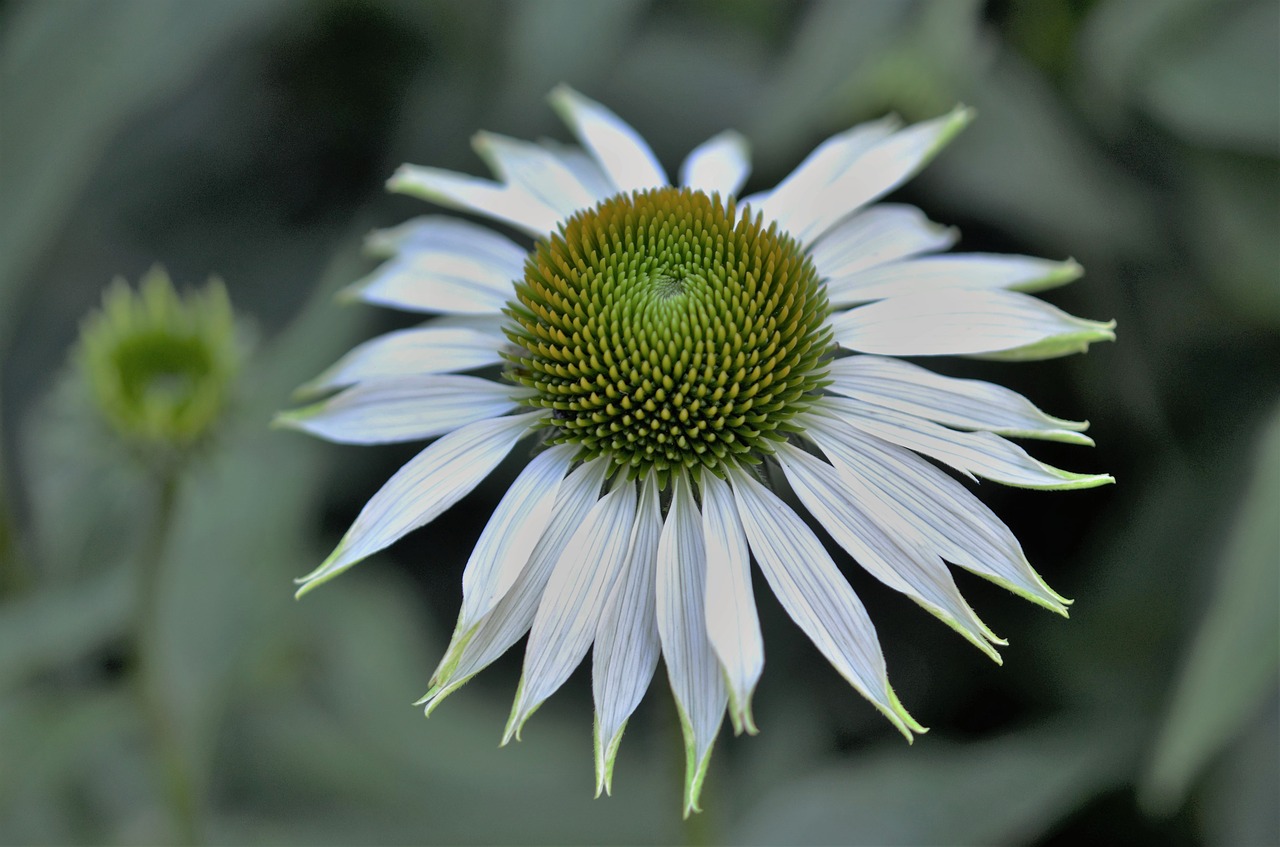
[0,566,131,687]
[215,571,680,845]
[0,0,290,350]
[1184,152,1280,327]
[1199,698,1280,846]
[747,0,914,167]
[1074,0,1215,129]
[499,0,647,119]
[920,50,1157,257]
[0,690,140,844]
[730,720,1135,846]
[1142,1,1280,154]
[1142,401,1280,812]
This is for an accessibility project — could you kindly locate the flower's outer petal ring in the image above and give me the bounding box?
[420,459,611,713]
[592,473,663,797]
[775,442,1003,662]
[727,464,924,740]
[826,254,1084,307]
[346,215,526,314]
[831,289,1116,359]
[295,412,543,596]
[807,204,958,280]
[827,355,1093,445]
[295,326,506,398]
[274,375,522,445]
[657,473,727,818]
[680,130,751,197]
[458,443,578,630]
[700,470,763,736]
[797,412,1071,614]
[550,85,667,193]
[818,396,1114,490]
[388,165,561,237]
[504,478,638,743]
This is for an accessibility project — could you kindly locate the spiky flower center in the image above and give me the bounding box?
[505,187,831,477]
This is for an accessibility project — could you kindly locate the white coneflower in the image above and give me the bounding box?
[278,87,1114,815]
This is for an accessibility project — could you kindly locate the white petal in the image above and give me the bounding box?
[345,216,526,314]
[274,375,520,445]
[700,470,763,735]
[745,117,899,236]
[788,107,974,245]
[826,355,1093,445]
[656,473,726,817]
[473,131,601,220]
[537,140,617,203]
[550,85,667,193]
[818,396,1114,490]
[807,204,958,280]
[726,464,922,739]
[295,327,506,397]
[592,472,662,796]
[831,289,1117,359]
[504,477,637,742]
[419,459,610,712]
[798,412,1070,614]
[774,442,1002,662]
[679,130,751,197]
[296,412,542,595]
[388,165,560,237]
[458,443,578,629]
[826,254,1084,307]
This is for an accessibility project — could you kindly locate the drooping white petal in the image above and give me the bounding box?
[788,106,974,245]
[549,85,667,193]
[818,396,1114,490]
[774,442,1002,662]
[744,117,899,236]
[726,464,923,740]
[700,470,763,735]
[679,130,751,197]
[295,327,505,397]
[826,254,1083,307]
[473,131,602,220]
[826,355,1093,445]
[419,459,610,713]
[458,443,578,630]
[799,412,1070,613]
[592,473,662,797]
[807,204,958,280]
[274,375,521,445]
[657,473,727,817]
[831,289,1117,359]
[505,477,637,742]
[296,412,542,596]
[345,216,526,314]
[388,165,561,237]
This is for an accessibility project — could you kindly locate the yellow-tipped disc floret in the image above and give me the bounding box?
[505,188,832,478]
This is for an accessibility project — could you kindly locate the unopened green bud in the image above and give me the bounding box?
[77,266,239,462]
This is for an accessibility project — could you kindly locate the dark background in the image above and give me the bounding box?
[1,0,1277,844]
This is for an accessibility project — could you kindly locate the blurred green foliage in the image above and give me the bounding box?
[1,0,1276,844]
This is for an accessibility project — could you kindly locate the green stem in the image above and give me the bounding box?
[135,470,202,845]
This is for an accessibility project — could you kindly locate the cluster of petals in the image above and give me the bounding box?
[278,86,1114,814]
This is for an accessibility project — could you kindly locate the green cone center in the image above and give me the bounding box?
[505,187,831,476]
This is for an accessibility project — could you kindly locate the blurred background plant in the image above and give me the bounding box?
[0,0,1276,844]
